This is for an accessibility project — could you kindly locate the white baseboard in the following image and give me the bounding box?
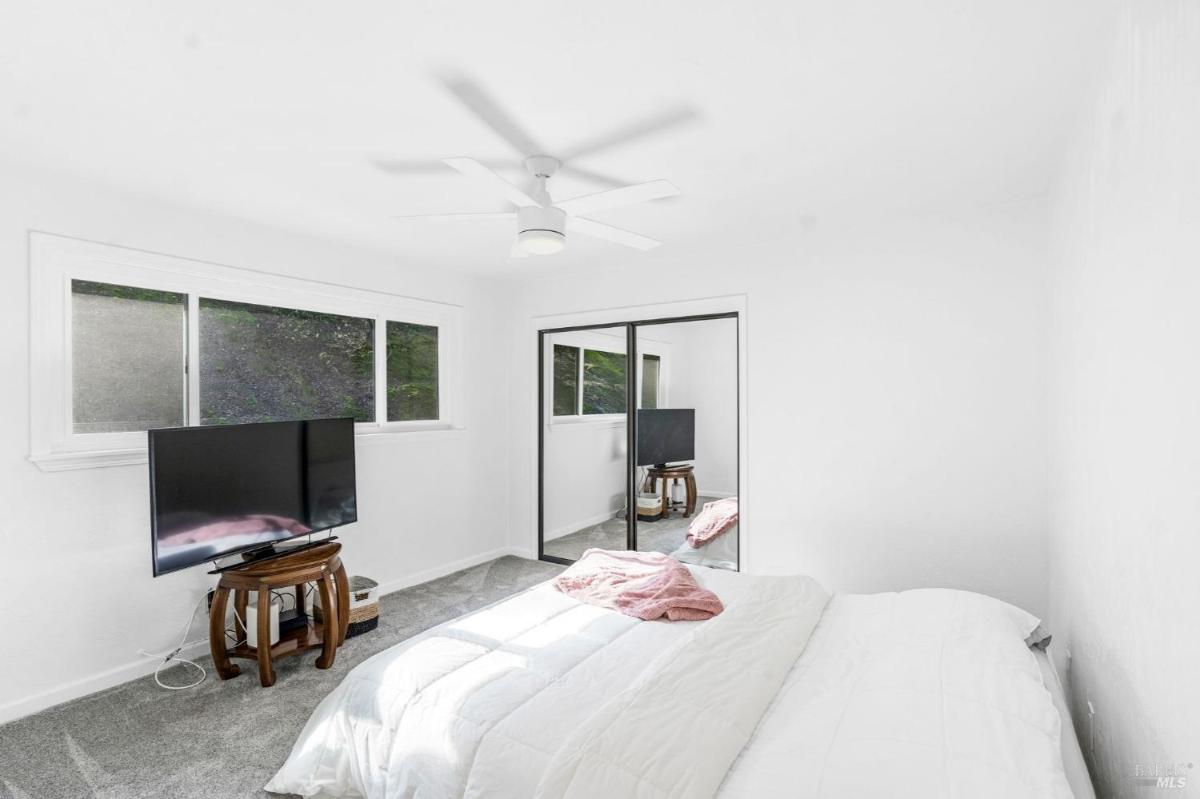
[0,645,186,726]
[543,509,622,542]
[697,489,737,499]
[0,545,533,727]
[372,546,531,597]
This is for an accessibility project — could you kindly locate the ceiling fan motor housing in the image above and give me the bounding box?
[516,205,566,255]
[517,205,566,237]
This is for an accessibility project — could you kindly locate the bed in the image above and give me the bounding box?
[670,522,738,570]
[266,565,1088,798]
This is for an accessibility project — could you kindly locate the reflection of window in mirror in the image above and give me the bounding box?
[582,349,626,414]
[641,354,660,409]
[552,342,630,417]
[552,344,579,416]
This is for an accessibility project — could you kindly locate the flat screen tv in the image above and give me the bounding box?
[149,418,357,576]
[637,408,695,467]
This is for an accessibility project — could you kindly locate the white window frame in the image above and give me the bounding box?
[545,329,670,429]
[29,233,464,471]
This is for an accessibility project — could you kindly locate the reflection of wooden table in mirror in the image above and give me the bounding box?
[208,541,349,687]
[643,465,697,518]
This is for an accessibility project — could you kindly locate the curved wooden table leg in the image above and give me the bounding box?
[333,563,350,646]
[256,587,276,687]
[233,589,248,645]
[685,473,697,517]
[208,586,240,680]
[315,574,338,669]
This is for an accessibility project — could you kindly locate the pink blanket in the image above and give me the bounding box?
[686,497,739,547]
[158,514,311,547]
[553,548,724,621]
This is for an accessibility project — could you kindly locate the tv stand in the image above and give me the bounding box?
[208,536,339,574]
[643,464,697,518]
[208,541,349,687]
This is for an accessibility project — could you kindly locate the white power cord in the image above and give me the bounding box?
[139,592,249,691]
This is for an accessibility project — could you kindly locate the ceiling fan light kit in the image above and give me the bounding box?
[517,228,565,255]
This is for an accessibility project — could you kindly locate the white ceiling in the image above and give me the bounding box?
[0,1,1113,276]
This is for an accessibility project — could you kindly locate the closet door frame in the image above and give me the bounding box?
[537,310,740,567]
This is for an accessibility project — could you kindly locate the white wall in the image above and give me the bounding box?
[509,199,1050,615]
[542,420,628,540]
[0,162,514,722]
[1047,2,1200,795]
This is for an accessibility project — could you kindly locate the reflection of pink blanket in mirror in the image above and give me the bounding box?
[553,548,724,621]
[686,497,739,548]
[158,515,311,547]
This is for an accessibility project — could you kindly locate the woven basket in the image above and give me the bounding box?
[315,575,379,638]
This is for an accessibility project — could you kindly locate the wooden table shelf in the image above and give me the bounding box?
[209,542,349,687]
[227,619,326,662]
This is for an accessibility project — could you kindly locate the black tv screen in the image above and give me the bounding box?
[149,418,357,576]
[637,409,695,466]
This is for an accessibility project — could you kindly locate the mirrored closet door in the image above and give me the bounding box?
[538,313,739,570]
[540,325,634,562]
[633,316,739,570]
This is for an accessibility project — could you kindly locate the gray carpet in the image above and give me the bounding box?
[543,495,732,562]
[0,556,562,799]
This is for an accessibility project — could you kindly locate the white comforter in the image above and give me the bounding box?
[718,588,1073,798]
[267,568,1072,799]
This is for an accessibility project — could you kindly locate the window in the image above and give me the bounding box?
[31,234,463,470]
[641,354,661,410]
[582,349,626,414]
[386,321,439,421]
[552,344,580,416]
[552,342,652,418]
[199,299,376,425]
[71,280,186,433]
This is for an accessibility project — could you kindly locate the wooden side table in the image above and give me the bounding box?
[643,464,697,518]
[208,541,349,687]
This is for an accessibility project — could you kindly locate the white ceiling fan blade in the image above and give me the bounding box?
[373,157,511,175]
[390,212,515,222]
[571,218,662,251]
[554,180,679,217]
[557,163,628,188]
[443,157,541,208]
[438,73,546,157]
[559,106,699,161]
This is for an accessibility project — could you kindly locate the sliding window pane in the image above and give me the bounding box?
[71,280,186,433]
[552,345,580,416]
[641,354,660,409]
[200,299,374,425]
[387,321,439,421]
[582,349,626,414]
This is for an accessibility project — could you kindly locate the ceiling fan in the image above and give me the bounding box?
[381,74,695,257]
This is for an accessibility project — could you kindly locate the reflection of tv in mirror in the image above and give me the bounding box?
[149,418,357,576]
[637,409,695,467]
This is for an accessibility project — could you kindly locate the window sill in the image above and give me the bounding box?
[355,423,466,443]
[548,415,627,432]
[29,425,468,472]
[29,448,151,472]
